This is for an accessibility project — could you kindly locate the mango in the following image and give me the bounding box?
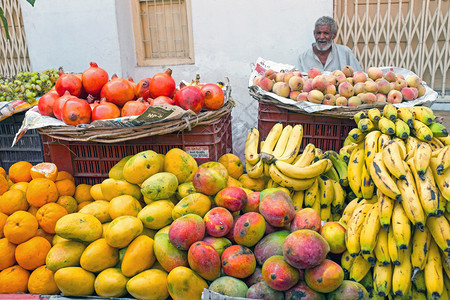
[242,191,260,213]
[105,216,143,248]
[262,255,300,291]
[221,245,256,279]
[192,167,227,196]
[108,195,142,219]
[168,214,205,250]
[202,236,232,257]
[188,241,221,281]
[254,230,290,265]
[141,172,178,203]
[138,200,174,230]
[46,241,86,272]
[259,188,295,227]
[304,259,344,293]
[54,267,95,296]
[126,269,169,300]
[285,281,326,299]
[172,192,211,220]
[78,200,111,223]
[108,155,132,180]
[94,268,128,298]
[209,276,248,298]
[100,178,142,202]
[80,238,119,273]
[121,235,155,277]
[233,212,266,247]
[204,207,234,237]
[326,280,369,300]
[123,150,161,185]
[176,181,196,199]
[247,281,284,299]
[291,207,322,232]
[214,186,247,212]
[167,266,208,300]
[164,148,198,184]
[54,213,102,243]
[283,229,330,269]
[153,226,188,272]
[320,221,346,254]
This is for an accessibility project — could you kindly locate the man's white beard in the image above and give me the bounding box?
[315,40,332,52]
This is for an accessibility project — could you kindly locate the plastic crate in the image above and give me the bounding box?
[0,111,45,172]
[42,113,233,185]
[258,103,355,152]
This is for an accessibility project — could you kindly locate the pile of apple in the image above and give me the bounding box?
[252,65,425,106]
[38,63,225,126]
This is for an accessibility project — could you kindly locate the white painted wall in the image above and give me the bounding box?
[20,0,333,160]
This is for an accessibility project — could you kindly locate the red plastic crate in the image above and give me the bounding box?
[42,113,232,185]
[258,103,355,152]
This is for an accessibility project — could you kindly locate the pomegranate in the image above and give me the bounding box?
[100,74,136,106]
[201,84,225,110]
[61,97,92,126]
[121,98,149,117]
[91,99,121,121]
[173,86,204,114]
[90,100,100,111]
[135,78,152,100]
[81,62,109,96]
[55,72,83,97]
[150,96,175,106]
[148,68,176,98]
[38,91,59,117]
[128,77,137,92]
[53,91,77,120]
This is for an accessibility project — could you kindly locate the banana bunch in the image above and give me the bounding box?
[339,104,450,299]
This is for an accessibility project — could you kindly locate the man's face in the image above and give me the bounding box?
[314,25,335,52]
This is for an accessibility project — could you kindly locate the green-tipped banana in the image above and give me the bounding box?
[397,107,414,128]
[326,151,349,187]
[412,106,435,125]
[378,117,396,135]
[354,111,368,125]
[383,103,397,122]
[395,118,410,139]
[428,122,449,138]
[368,108,381,123]
[412,119,433,142]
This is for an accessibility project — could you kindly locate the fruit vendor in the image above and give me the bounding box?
[297,16,362,73]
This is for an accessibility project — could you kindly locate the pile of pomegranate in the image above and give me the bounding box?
[38,62,225,126]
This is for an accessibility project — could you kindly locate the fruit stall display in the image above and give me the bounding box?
[0,103,449,300]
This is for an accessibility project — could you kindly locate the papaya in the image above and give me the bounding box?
[105,216,143,248]
[123,150,162,185]
[100,178,142,202]
[172,192,211,220]
[108,155,132,180]
[54,267,95,296]
[54,213,102,243]
[164,148,198,184]
[46,241,86,271]
[94,268,128,298]
[141,172,178,203]
[138,200,174,230]
[167,266,208,300]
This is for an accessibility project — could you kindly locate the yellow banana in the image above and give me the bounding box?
[359,268,374,297]
[392,246,412,297]
[412,119,433,142]
[397,106,414,128]
[383,103,398,122]
[293,143,316,167]
[374,226,391,266]
[378,189,394,231]
[260,122,283,155]
[395,118,411,139]
[365,130,382,168]
[368,108,382,123]
[369,152,402,201]
[361,247,376,265]
[443,250,450,282]
[268,164,316,191]
[331,177,346,213]
[323,164,340,183]
[245,128,260,164]
[382,140,407,180]
[354,111,368,125]
[320,204,331,221]
[277,124,303,163]
[349,254,372,282]
[263,161,270,177]
[271,124,292,159]
[426,215,450,253]
[266,178,279,189]
[358,118,375,133]
[411,227,431,276]
[436,145,450,175]
[311,192,321,216]
[406,135,420,154]
[396,161,426,231]
[412,269,426,293]
[318,175,334,208]
[274,158,329,180]
[378,133,392,152]
[339,143,358,164]
[360,202,380,255]
[392,137,407,160]
[304,177,318,208]
[291,190,304,209]
[245,159,264,179]
[341,249,355,276]
[373,260,393,297]
[345,203,373,257]
[430,157,450,201]
[314,147,323,162]
[392,201,412,249]
[412,106,435,125]
[388,224,405,265]
[414,142,432,180]
[348,128,366,144]
[407,160,440,217]
[378,117,396,135]
[339,197,363,226]
[424,240,444,299]
[348,144,365,198]
[429,137,445,151]
[438,135,450,146]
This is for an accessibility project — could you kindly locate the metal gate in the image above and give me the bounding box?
[0,0,31,77]
[334,0,450,101]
